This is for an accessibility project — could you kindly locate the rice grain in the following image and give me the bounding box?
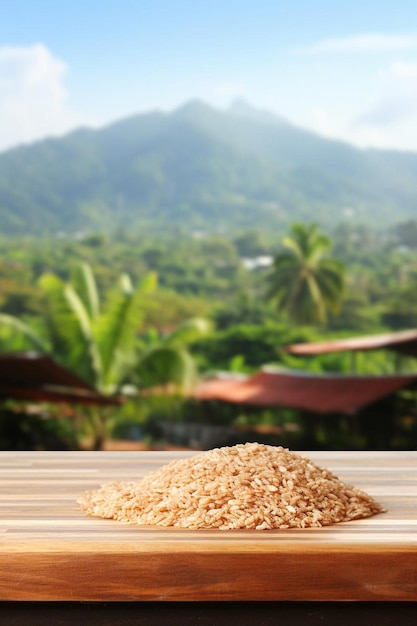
[78,443,384,530]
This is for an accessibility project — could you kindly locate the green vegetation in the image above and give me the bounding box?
[266,223,345,325]
[0,261,210,448]
[3,100,417,451]
[1,101,417,235]
[1,217,417,451]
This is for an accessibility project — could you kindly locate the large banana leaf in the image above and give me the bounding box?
[70,262,100,320]
[161,317,212,347]
[93,272,157,391]
[38,273,101,385]
[63,284,102,385]
[0,314,47,352]
[133,345,198,394]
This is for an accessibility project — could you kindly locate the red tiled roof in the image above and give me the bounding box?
[195,367,417,414]
[0,352,121,406]
[286,329,417,356]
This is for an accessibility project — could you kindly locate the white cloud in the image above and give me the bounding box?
[305,33,417,54]
[310,107,341,138]
[0,44,84,152]
[354,60,417,129]
[306,102,417,152]
[382,61,417,78]
[294,50,417,150]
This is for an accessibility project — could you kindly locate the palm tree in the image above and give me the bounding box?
[266,223,345,326]
[0,262,210,447]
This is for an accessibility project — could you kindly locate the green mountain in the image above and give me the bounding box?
[1,99,417,235]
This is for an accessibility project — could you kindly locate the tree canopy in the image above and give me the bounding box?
[266,222,345,325]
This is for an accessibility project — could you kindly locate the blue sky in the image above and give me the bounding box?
[2,0,417,151]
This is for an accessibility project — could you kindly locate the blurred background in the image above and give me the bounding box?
[1,0,417,451]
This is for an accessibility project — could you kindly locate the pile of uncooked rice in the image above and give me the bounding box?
[79,443,383,530]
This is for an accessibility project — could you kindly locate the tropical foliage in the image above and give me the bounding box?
[1,217,417,451]
[266,223,345,325]
[0,262,211,448]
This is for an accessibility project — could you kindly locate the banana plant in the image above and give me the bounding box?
[0,262,211,448]
[30,263,157,394]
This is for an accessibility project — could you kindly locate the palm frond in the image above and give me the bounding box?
[268,222,345,325]
[282,235,303,259]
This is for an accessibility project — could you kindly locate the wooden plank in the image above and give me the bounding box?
[0,451,416,601]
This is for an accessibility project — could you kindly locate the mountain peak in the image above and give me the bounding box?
[0,97,415,235]
[173,99,217,119]
[228,99,288,126]
[173,98,289,128]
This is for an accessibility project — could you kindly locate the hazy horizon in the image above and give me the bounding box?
[2,0,417,152]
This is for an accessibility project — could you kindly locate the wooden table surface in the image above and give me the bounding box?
[0,450,416,602]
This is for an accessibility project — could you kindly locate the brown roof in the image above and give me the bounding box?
[286,329,417,357]
[195,367,417,414]
[0,352,121,406]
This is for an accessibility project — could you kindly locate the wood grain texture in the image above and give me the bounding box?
[0,450,416,601]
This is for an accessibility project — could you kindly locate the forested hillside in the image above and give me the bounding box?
[1,100,417,235]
